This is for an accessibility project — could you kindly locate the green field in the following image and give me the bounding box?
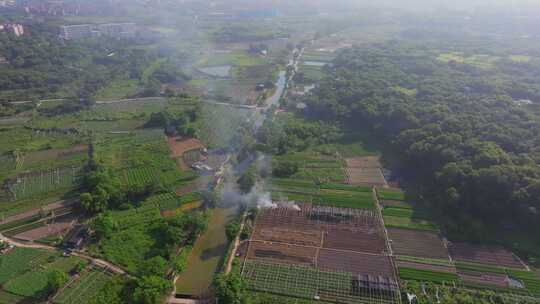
[436,52,499,69]
[269,178,375,209]
[383,215,438,232]
[0,248,87,300]
[377,188,405,201]
[53,268,113,304]
[8,167,82,201]
[399,267,459,284]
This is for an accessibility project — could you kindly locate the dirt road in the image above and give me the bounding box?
[0,233,127,275]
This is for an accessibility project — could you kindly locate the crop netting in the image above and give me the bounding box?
[242,261,401,304]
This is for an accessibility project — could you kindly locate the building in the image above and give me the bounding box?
[61,23,136,40]
[0,23,25,36]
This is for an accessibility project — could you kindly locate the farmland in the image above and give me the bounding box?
[240,199,398,304]
[7,167,82,201]
[345,157,387,187]
[53,268,114,304]
[269,178,376,209]
[0,248,89,301]
[387,228,449,260]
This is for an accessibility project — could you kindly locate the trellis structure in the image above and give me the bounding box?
[243,260,401,304]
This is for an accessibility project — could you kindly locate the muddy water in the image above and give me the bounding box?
[175,206,237,297]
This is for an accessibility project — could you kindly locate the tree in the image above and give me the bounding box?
[92,213,117,239]
[46,270,68,295]
[225,221,240,242]
[201,190,219,209]
[138,256,168,277]
[214,273,246,304]
[237,171,256,194]
[132,276,171,304]
[272,161,298,178]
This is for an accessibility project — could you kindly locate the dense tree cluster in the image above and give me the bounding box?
[256,113,340,155]
[145,95,202,137]
[0,24,157,101]
[303,44,540,243]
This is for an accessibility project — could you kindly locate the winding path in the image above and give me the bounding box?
[0,233,128,276]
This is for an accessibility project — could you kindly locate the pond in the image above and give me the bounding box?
[175,206,238,297]
[197,65,232,78]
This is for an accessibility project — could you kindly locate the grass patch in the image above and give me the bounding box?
[455,261,507,275]
[509,55,531,63]
[436,52,499,69]
[53,268,113,304]
[384,215,438,232]
[399,267,459,284]
[94,79,139,100]
[377,188,405,201]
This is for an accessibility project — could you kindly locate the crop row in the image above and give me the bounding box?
[9,167,82,200]
[121,167,159,186]
[0,248,57,284]
[54,268,111,304]
[243,261,353,299]
[376,188,405,201]
[398,267,459,284]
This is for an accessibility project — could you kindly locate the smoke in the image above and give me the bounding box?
[219,181,300,211]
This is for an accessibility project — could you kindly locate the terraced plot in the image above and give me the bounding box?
[387,228,449,259]
[53,268,112,304]
[8,167,82,201]
[345,156,386,186]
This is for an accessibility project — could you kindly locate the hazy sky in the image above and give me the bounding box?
[344,0,540,12]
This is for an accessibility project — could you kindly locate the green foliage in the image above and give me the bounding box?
[0,24,158,101]
[377,188,406,201]
[92,213,118,239]
[8,167,83,201]
[215,272,247,304]
[132,275,171,304]
[46,270,69,295]
[87,277,125,304]
[137,256,168,277]
[172,246,192,273]
[398,267,459,284]
[256,114,340,155]
[303,43,540,242]
[272,161,299,178]
[226,221,241,242]
[237,170,256,194]
[54,269,113,304]
[79,162,123,213]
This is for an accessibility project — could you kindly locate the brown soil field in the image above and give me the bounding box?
[388,228,449,260]
[0,199,75,225]
[458,272,509,288]
[449,242,526,269]
[252,226,322,247]
[318,249,396,279]
[397,260,456,273]
[345,156,381,168]
[255,203,381,232]
[345,157,387,186]
[161,201,203,218]
[13,216,75,241]
[25,144,88,163]
[168,137,205,159]
[246,241,317,267]
[324,227,386,254]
